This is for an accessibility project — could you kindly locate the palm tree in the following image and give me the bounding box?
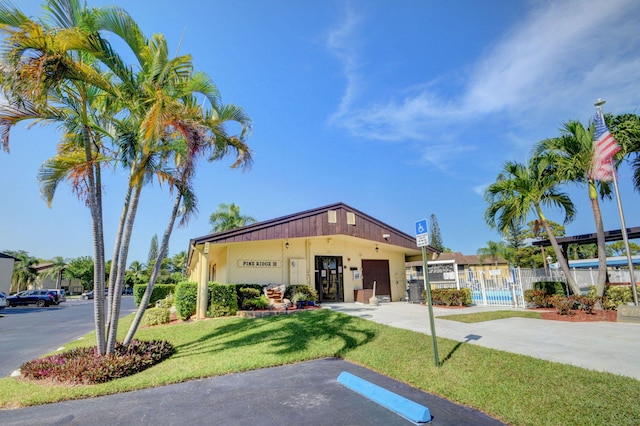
[484,159,582,295]
[0,0,145,354]
[607,113,640,190]
[477,241,507,266]
[123,97,252,345]
[533,120,614,298]
[8,251,38,293]
[209,203,257,233]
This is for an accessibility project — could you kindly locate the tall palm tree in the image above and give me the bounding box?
[209,202,257,233]
[123,96,252,346]
[485,159,581,295]
[0,0,128,353]
[533,120,614,298]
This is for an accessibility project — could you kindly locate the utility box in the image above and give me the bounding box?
[407,280,425,303]
[289,258,307,285]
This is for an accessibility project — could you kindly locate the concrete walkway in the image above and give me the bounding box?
[323,302,640,381]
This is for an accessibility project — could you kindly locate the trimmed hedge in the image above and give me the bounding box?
[175,282,198,320]
[424,288,472,306]
[142,307,171,326]
[209,283,239,317]
[133,284,175,307]
[533,281,567,296]
[234,284,264,310]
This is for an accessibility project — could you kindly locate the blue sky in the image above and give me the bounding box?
[1,0,640,264]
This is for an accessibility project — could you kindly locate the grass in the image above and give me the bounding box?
[0,310,638,425]
[437,310,542,323]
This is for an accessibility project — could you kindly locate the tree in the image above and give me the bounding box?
[64,256,95,289]
[428,214,445,252]
[484,159,581,295]
[209,203,256,233]
[606,113,640,191]
[0,0,132,355]
[147,234,159,270]
[607,241,640,256]
[534,120,616,299]
[477,241,508,266]
[6,250,38,293]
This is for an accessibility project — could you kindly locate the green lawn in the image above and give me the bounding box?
[0,310,638,425]
[437,310,542,323]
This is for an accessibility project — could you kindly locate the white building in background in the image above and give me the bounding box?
[0,252,18,295]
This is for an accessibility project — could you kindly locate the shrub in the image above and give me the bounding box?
[588,285,634,310]
[209,283,239,317]
[525,289,552,308]
[238,287,262,310]
[550,295,576,315]
[20,340,175,385]
[175,282,198,320]
[234,284,263,309]
[155,293,174,309]
[575,295,599,314]
[284,285,318,302]
[533,281,567,296]
[143,307,171,326]
[133,284,175,307]
[426,288,472,306]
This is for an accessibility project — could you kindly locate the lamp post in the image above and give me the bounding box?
[546,255,553,279]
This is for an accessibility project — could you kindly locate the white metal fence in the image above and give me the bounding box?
[417,266,639,307]
[430,268,552,307]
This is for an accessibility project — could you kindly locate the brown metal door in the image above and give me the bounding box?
[362,260,391,297]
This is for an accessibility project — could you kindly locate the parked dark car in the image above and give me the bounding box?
[122,287,133,295]
[6,290,58,307]
[81,289,109,300]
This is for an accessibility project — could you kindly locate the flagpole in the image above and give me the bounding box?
[595,99,639,305]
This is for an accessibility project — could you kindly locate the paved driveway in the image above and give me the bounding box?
[0,297,137,377]
[324,302,640,380]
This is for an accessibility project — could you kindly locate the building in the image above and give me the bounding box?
[187,203,437,315]
[0,252,18,295]
[406,251,510,288]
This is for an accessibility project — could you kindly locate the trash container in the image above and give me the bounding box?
[407,280,425,303]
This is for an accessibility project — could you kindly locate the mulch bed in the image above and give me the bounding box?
[536,309,617,322]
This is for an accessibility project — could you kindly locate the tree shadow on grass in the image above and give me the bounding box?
[173,310,376,360]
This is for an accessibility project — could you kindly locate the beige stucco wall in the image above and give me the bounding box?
[189,236,410,302]
[0,257,15,295]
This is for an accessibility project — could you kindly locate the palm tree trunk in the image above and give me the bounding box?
[106,182,143,352]
[589,181,608,300]
[123,191,182,346]
[106,181,134,328]
[81,101,106,354]
[537,207,581,295]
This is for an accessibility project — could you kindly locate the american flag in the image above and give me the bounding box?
[588,111,621,182]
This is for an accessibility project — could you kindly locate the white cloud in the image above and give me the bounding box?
[328,0,640,166]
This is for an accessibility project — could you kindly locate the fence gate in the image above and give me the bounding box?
[459,269,526,308]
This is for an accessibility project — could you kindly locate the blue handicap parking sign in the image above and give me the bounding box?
[415,220,428,236]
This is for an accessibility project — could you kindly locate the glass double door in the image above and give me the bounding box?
[314,256,343,302]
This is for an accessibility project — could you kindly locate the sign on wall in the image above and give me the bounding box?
[237,260,280,268]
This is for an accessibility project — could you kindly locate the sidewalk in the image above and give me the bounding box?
[323,302,640,381]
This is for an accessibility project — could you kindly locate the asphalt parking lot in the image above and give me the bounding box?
[0,358,504,425]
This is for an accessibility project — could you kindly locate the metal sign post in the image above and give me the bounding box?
[415,220,439,367]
